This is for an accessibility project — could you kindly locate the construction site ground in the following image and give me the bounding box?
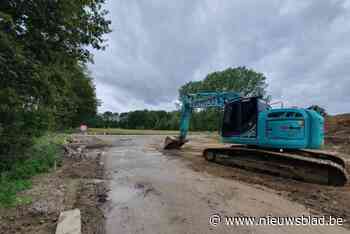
[0,112,349,234]
[100,134,350,234]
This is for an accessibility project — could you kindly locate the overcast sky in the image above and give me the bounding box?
[89,0,350,115]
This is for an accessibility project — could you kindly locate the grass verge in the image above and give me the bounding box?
[0,134,68,207]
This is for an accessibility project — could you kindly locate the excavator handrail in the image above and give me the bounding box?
[178,91,242,140]
[181,92,242,108]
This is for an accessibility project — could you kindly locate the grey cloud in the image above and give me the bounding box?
[90,0,350,114]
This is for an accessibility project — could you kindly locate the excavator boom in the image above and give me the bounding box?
[164,92,241,149]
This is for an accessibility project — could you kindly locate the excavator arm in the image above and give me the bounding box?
[164,92,241,149]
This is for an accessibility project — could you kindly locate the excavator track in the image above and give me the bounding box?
[203,146,348,186]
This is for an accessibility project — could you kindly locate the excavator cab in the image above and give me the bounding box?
[164,96,268,150]
[221,97,268,138]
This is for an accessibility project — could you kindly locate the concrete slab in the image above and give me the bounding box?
[56,209,81,234]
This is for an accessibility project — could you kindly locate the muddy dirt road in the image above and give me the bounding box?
[100,135,349,234]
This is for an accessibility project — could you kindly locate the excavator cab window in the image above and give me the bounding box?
[222,97,259,137]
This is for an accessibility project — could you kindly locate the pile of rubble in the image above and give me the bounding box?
[63,136,107,161]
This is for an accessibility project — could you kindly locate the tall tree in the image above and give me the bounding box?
[179,67,270,131]
[0,0,111,168]
[179,66,269,99]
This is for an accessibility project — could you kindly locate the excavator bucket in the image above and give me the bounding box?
[163,136,188,149]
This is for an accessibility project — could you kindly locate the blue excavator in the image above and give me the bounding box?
[164,92,348,186]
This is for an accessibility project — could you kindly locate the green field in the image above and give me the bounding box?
[88,128,215,136]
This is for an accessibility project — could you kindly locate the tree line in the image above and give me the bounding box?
[0,1,111,170]
[92,103,327,132]
[87,109,222,131]
[89,67,326,132]
[88,67,270,131]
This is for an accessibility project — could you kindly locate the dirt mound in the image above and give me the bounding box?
[325,113,350,145]
[325,113,350,134]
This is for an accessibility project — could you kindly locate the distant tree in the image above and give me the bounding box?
[119,113,128,119]
[178,67,270,131]
[179,66,270,100]
[102,111,113,121]
[101,111,113,128]
[308,105,327,117]
[109,113,119,127]
[169,111,181,130]
[112,113,119,121]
